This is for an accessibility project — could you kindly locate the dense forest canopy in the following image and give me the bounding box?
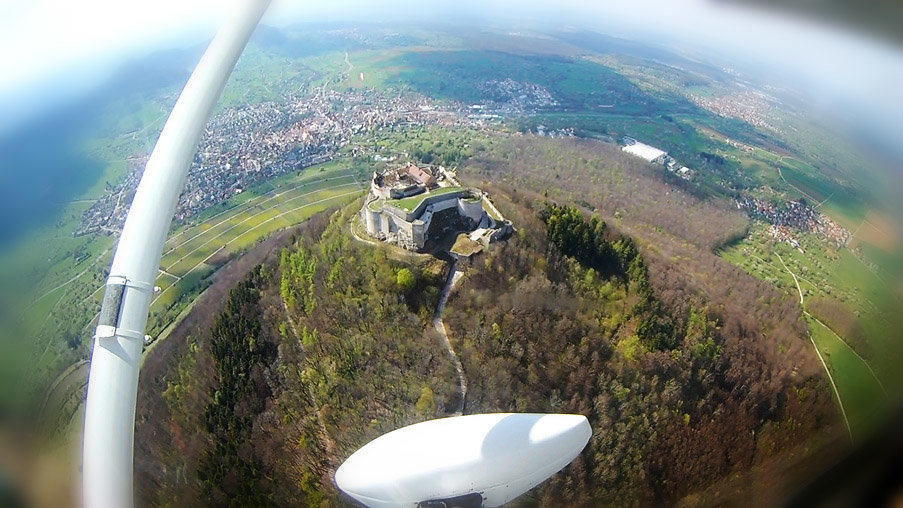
[444,197,836,504]
[137,207,457,506]
[136,182,840,505]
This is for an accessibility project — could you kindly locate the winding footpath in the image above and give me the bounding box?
[434,261,467,415]
[349,211,468,415]
[775,251,858,443]
[774,251,885,393]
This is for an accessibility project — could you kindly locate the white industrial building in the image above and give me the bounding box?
[621,141,667,164]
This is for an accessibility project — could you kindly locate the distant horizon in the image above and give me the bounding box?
[1,13,900,506]
[2,15,902,165]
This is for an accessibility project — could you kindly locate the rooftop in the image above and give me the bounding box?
[451,233,484,258]
[622,142,666,162]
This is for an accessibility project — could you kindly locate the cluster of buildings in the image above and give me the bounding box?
[735,194,852,249]
[361,164,512,254]
[74,75,589,239]
[533,125,576,138]
[620,138,695,180]
[769,224,803,251]
[464,79,561,123]
[75,160,147,236]
[76,87,475,236]
[688,89,780,134]
[476,78,559,113]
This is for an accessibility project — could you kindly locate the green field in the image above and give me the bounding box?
[2,159,366,419]
[0,36,372,416]
[720,223,897,436]
[218,44,322,110]
[2,23,898,458]
[0,37,378,417]
[327,44,884,246]
[781,158,834,202]
[806,314,885,434]
[775,159,868,230]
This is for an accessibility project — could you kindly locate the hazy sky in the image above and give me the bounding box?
[1,0,901,146]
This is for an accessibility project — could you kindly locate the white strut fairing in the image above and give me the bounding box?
[81,2,270,507]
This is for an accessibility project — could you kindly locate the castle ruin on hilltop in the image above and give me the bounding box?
[360,164,512,257]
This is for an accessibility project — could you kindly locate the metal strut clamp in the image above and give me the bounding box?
[94,275,154,341]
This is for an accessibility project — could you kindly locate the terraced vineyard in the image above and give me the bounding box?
[39,160,367,356]
[33,161,367,435]
[143,161,367,335]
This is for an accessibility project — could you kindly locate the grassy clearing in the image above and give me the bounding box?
[391,186,463,213]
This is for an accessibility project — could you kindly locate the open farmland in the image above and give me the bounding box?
[806,314,885,434]
[776,157,870,230]
[853,211,898,254]
[36,161,364,380]
[143,161,367,335]
[31,161,367,435]
[720,223,898,437]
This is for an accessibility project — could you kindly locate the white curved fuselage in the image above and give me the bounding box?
[336,413,592,507]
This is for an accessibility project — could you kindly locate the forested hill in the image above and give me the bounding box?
[137,189,838,506]
[443,198,837,504]
[136,205,457,506]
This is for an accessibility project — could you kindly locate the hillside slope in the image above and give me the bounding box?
[136,184,838,505]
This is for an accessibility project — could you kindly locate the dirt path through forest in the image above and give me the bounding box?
[434,261,466,415]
